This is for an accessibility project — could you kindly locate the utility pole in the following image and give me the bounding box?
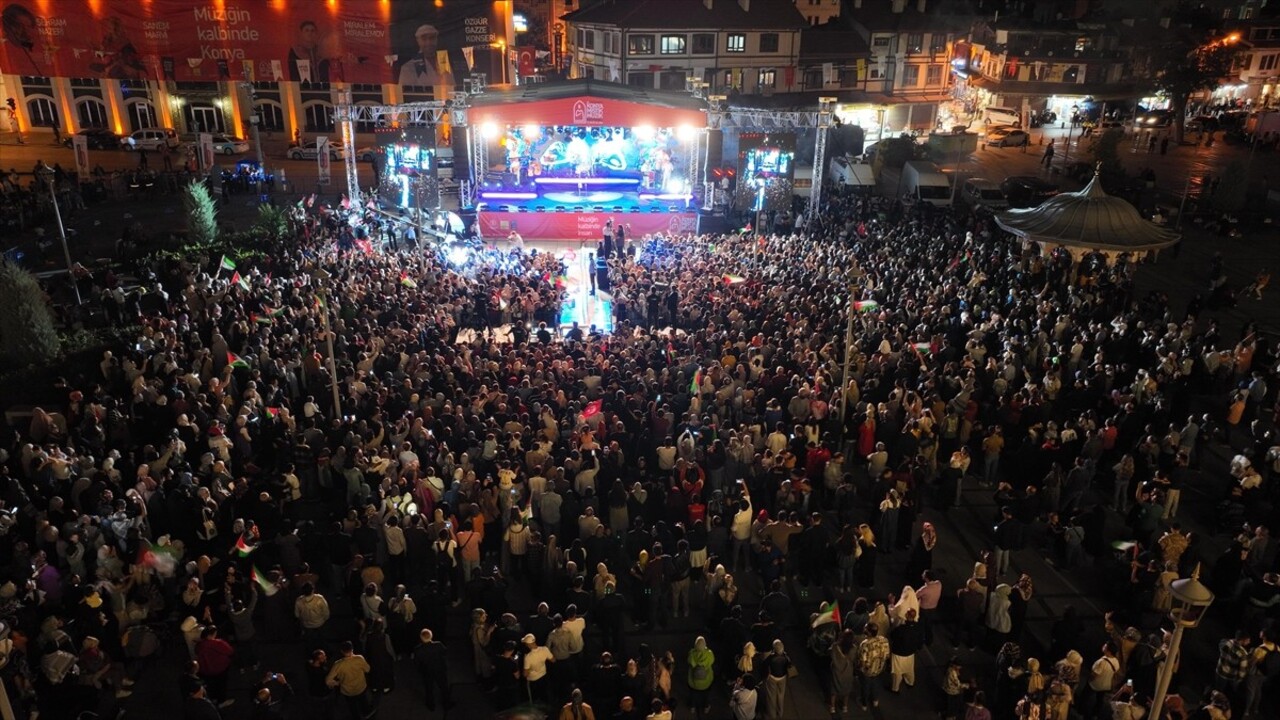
[38,168,81,305]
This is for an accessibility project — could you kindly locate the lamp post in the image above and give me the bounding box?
[310,269,344,420]
[1149,564,1216,720]
[838,265,866,437]
[36,167,81,305]
[1060,103,1079,170]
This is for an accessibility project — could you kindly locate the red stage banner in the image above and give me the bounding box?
[478,211,699,241]
[470,96,707,129]
[0,0,509,86]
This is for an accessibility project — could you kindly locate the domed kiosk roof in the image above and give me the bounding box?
[994,168,1179,253]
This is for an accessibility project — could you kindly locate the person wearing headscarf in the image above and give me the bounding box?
[889,585,920,626]
[985,584,1013,650]
[686,636,715,719]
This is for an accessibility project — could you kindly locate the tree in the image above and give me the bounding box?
[0,261,60,365]
[1141,12,1241,144]
[253,204,289,241]
[1211,159,1249,215]
[183,180,219,246]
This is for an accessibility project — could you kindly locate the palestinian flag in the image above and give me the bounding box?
[234,534,256,557]
[230,271,250,291]
[812,600,841,629]
[250,313,272,325]
[267,306,285,318]
[251,565,278,596]
[314,294,326,310]
[690,368,704,394]
[400,274,417,289]
[722,274,746,285]
[854,300,880,313]
[264,407,280,419]
[554,273,567,289]
[219,255,237,272]
[666,343,677,366]
[227,352,250,369]
[913,342,932,361]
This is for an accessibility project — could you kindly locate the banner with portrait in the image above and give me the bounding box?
[317,136,331,186]
[72,133,89,179]
[0,0,511,88]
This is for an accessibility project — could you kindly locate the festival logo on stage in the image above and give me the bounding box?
[571,100,605,126]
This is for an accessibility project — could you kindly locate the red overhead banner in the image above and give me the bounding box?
[470,96,708,129]
[0,0,510,86]
[478,211,700,241]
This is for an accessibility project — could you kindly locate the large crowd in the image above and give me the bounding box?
[0,185,1278,720]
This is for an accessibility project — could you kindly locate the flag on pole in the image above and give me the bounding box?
[227,352,250,369]
[251,565,279,596]
[854,300,880,313]
[812,600,841,628]
[234,534,256,557]
[219,255,237,272]
[722,274,746,285]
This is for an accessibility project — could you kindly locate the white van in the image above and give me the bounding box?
[983,106,1021,127]
[125,128,179,152]
[901,160,952,207]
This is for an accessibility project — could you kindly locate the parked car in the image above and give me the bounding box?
[124,127,180,152]
[960,177,1009,210]
[355,147,380,162]
[209,134,250,155]
[1001,176,1060,208]
[985,127,1030,148]
[286,141,345,160]
[62,128,123,150]
[1135,111,1173,128]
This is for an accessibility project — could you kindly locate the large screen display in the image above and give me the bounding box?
[0,0,510,88]
[736,132,795,212]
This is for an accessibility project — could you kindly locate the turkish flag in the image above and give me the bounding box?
[517,47,536,77]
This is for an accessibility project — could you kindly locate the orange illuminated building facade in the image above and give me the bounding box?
[0,0,513,141]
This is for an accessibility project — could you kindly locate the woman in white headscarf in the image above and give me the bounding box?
[889,585,920,627]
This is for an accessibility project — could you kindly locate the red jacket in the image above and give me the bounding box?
[195,637,235,676]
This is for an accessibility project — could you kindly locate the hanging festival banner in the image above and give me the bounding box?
[316,136,331,186]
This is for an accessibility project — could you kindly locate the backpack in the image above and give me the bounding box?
[41,650,78,684]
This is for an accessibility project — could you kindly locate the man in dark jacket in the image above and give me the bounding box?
[888,609,925,693]
[412,628,451,711]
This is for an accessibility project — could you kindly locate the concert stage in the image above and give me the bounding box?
[466,81,710,241]
[478,207,699,241]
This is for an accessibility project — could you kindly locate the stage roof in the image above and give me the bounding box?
[467,79,709,128]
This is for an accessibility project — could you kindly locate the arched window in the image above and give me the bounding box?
[76,98,109,128]
[26,97,59,127]
[183,103,227,134]
[254,101,284,131]
[127,101,157,132]
[304,103,334,132]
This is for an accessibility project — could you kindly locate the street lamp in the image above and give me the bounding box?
[36,167,81,305]
[1149,564,1216,720]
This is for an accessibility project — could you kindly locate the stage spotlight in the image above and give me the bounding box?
[447,246,471,267]
[677,125,697,142]
[481,122,499,139]
[635,125,655,141]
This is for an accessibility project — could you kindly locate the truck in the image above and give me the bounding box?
[901,160,952,207]
[828,155,876,193]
